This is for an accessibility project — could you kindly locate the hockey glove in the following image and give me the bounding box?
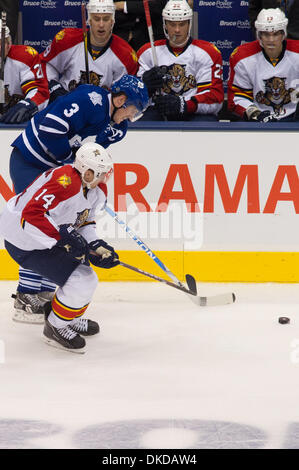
[48,79,68,103]
[0,98,38,124]
[154,95,188,119]
[89,239,120,269]
[142,67,165,96]
[58,224,89,264]
[245,106,277,123]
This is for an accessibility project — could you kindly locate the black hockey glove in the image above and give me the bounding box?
[142,67,165,96]
[0,98,38,124]
[250,110,277,122]
[58,224,90,264]
[48,79,68,103]
[89,239,120,269]
[154,94,188,119]
[245,106,277,123]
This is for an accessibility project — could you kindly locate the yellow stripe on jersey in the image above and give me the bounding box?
[197,82,212,90]
[22,80,36,89]
[232,85,253,100]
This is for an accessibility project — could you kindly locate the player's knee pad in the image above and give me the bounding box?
[59,265,98,307]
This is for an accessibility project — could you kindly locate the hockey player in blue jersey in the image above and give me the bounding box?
[9,74,149,323]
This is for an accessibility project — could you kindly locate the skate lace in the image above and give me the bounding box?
[23,294,42,308]
[58,325,77,340]
[73,318,88,332]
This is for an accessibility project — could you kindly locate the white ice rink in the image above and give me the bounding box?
[0,279,299,449]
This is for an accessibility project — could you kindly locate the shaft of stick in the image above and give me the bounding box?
[143,0,158,67]
[81,3,90,84]
[119,260,196,295]
[0,11,6,105]
[104,205,184,288]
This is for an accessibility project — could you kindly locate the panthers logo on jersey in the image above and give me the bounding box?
[57,175,72,188]
[255,76,294,114]
[68,71,104,91]
[55,30,65,42]
[74,209,90,229]
[25,46,38,57]
[131,50,138,63]
[162,64,196,95]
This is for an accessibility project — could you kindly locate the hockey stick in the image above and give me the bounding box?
[0,11,6,109]
[143,0,158,67]
[81,2,90,84]
[142,0,168,121]
[90,249,197,296]
[119,261,198,296]
[105,205,235,307]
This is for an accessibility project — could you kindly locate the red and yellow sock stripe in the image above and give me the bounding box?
[51,295,89,321]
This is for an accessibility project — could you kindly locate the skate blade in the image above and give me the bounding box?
[42,334,86,354]
[13,310,44,324]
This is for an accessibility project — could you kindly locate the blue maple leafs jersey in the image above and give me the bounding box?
[12,84,128,170]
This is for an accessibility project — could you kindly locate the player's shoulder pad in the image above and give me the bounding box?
[110,34,138,63]
[192,39,222,59]
[53,28,83,50]
[51,164,82,195]
[98,182,108,197]
[8,44,39,65]
[137,39,166,58]
[230,40,261,64]
[286,39,299,54]
[75,83,109,103]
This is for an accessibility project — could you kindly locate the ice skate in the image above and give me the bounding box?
[43,313,86,353]
[12,292,46,324]
[38,291,55,304]
[71,317,100,336]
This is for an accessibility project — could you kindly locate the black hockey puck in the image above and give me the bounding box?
[278,317,290,324]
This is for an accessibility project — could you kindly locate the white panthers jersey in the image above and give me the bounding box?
[137,39,224,115]
[40,28,138,91]
[4,45,49,110]
[228,39,299,119]
[0,164,107,252]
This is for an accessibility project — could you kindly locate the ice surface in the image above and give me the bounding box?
[0,280,298,449]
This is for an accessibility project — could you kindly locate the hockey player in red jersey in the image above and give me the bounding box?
[0,142,120,353]
[40,0,138,102]
[137,0,224,121]
[228,8,299,122]
[0,21,49,124]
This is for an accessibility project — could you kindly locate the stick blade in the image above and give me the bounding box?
[199,292,236,307]
[185,274,197,295]
[185,274,235,307]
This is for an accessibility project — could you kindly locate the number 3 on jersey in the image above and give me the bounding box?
[35,188,55,209]
[64,103,79,118]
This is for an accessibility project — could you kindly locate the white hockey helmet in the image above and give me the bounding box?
[74,142,113,188]
[87,0,115,21]
[255,8,288,36]
[162,0,193,43]
[0,20,11,39]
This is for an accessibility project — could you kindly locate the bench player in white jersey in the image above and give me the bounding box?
[137,0,224,121]
[228,8,299,122]
[0,142,120,354]
[0,21,49,124]
[40,0,138,102]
